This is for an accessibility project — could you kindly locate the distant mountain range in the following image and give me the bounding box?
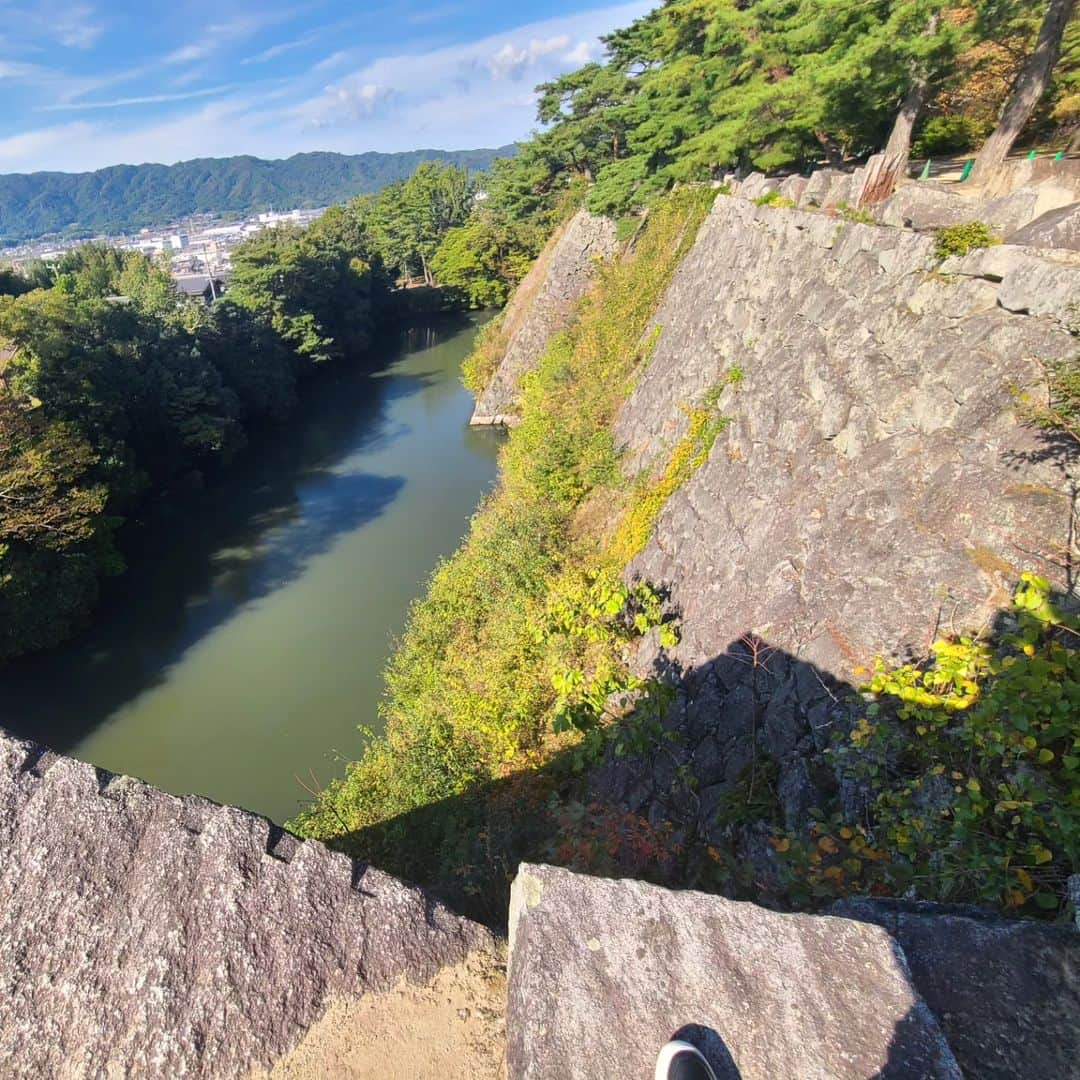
[0,146,515,245]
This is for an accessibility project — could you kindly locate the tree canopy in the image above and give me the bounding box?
[0,207,389,660]
[468,0,1079,221]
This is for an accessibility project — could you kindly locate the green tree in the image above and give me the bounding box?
[361,162,474,284]
[228,218,380,366]
[0,268,33,297]
[972,0,1078,180]
[431,210,537,308]
[0,391,115,660]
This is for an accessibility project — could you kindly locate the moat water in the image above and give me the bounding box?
[0,315,499,824]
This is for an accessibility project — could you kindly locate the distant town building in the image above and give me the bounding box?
[172,274,227,305]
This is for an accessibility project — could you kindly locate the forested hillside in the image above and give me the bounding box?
[0,146,512,244]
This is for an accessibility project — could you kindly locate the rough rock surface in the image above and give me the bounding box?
[604,193,1078,843]
[506,864,961,1080]
[0,728,495,1079]
[832,899,1080,1080]
[876,182,989,230]
[870,177,1076,237]
[1009,201,1080,250]
[797,167,852,209]
[471,208,617,425]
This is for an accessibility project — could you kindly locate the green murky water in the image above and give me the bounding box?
[0,315,500,824]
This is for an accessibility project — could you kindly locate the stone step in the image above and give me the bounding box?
[506,864,962,1080]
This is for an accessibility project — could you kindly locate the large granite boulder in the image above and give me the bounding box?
[798,167,848,209]
[1008,201,1080,250]
[0,729,496,1078]
[832,898,1080,1080]
[506,864,961,1080]
[877,178,1074,237]
[876,183,983,230]
[989,185,1071,236]
[471,209,618,425]
[735,172,778,202]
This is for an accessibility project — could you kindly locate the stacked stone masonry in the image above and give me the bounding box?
[0,729,494,1079]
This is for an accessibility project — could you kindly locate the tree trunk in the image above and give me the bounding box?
[859,80,931,205]
[970,0,1077,183]
[815,131,844,167]
[859,13,941,206]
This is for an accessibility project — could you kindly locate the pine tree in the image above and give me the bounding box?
[971,0,1078,182]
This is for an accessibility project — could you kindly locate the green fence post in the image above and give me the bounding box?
[1054,150,1065,161]
[919,158,932,180]
[959,159,974,182]
[1027,149,1038,161]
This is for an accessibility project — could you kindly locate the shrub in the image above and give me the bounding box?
[773,575,1080,917]
[934,221,1000,260]
[753,190,796,208]
[913,114,986,158]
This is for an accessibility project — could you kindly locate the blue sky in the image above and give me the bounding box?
[0,0,652,174]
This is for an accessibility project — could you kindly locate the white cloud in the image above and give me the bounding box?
[308,81,393,126]
[38,85,238,112]
[165,5,314,68]
[488,36,571,80]
[0,2,654,174]
[242,34,320,65]
[164,43,214,66]
[172,65,210,89]
[0,122,97,171]
[312,50,351,73]
[52,3,104,49]
[407,4,465,26]
[563,40,595,66]
[0,60,48,80]
[2,1,105,52]
[0,57,107,104]
[292,2,648,131]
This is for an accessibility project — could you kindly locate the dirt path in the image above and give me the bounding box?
[258,950,507,1079]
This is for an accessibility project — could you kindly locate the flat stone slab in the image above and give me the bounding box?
[0,728,495,1079]
[832,898,1080,1080]
[1008,201,1080,250]
[507,864,960,1080]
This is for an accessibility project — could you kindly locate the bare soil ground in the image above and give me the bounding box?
[256,950,506,1080]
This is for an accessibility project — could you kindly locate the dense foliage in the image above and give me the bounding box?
[768,575,1080,917]
[934,219,1002,257]
[354,161,545,305]
[0,208,385,660]
[460,0,1080,222]
[0,147,512,244]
